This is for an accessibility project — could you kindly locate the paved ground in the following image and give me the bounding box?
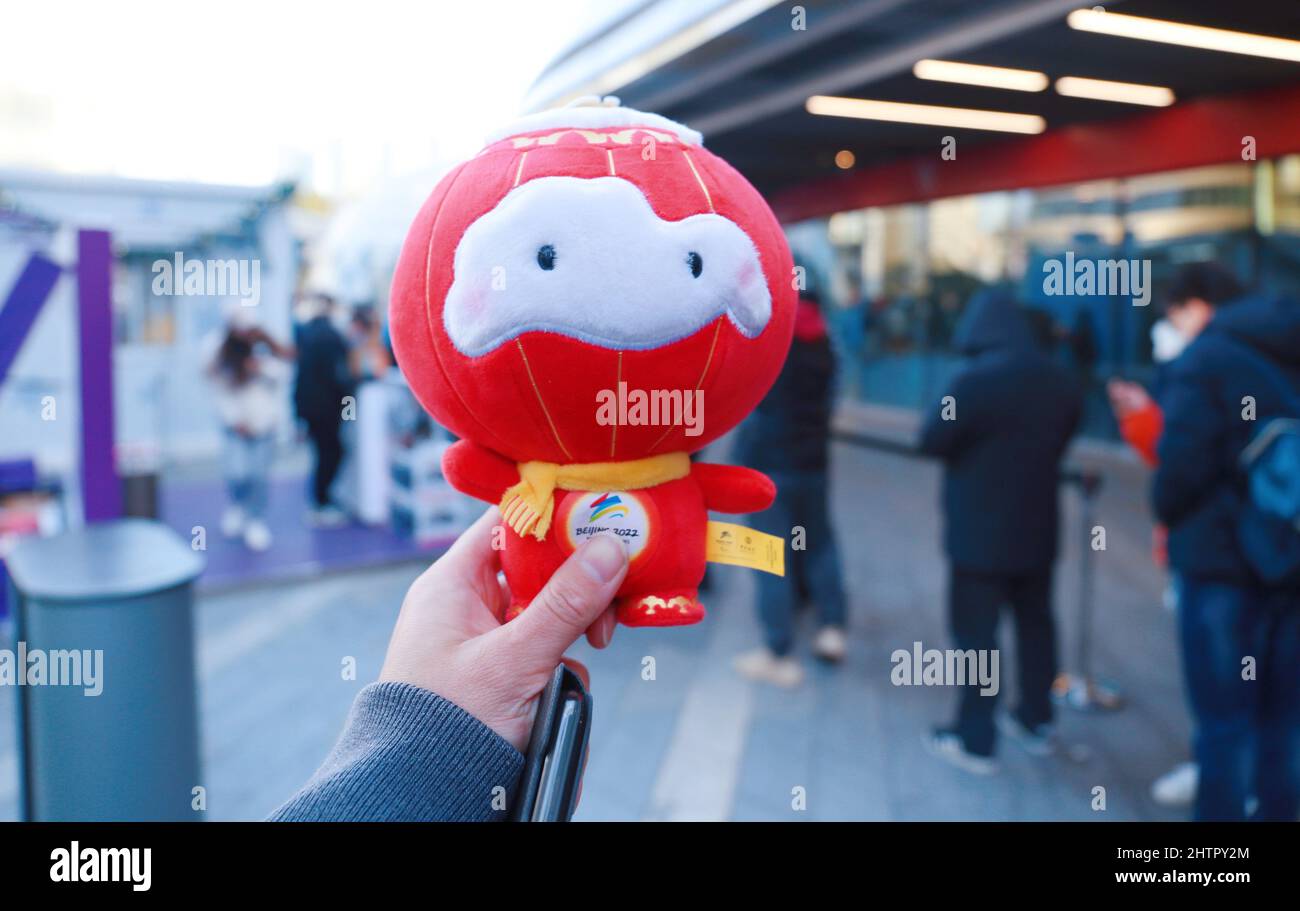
[160,474,447,592]
[0,437,1188,821]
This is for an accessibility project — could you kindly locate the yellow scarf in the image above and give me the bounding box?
[500,452,690,540]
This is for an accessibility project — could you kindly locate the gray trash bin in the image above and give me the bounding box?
[5,518,205,821]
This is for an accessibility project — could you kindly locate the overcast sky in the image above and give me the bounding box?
[2,0,618,195]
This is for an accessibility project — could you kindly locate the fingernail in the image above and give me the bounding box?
[579,534,626,583]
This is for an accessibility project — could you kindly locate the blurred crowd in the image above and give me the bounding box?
[204,260,1300,823]
[203,293,390,552]
[730,259,1300,822]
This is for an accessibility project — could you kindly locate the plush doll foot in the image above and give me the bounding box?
[616,590,705,627]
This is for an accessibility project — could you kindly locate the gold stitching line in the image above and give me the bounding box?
[420,163,509,456]
[695,319,724,388]
[682,151,714,213]
[606,148,616,176]
[649,318,721,453]
[515,338,572,461]
[513,151,529,187]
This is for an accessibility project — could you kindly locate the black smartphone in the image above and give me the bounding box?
[509,664,591,822]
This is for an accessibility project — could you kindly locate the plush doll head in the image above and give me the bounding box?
[390,97,795,464]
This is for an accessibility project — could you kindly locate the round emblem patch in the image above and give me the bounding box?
[558,491,656,560]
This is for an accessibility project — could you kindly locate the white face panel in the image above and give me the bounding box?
[443,176,771,356]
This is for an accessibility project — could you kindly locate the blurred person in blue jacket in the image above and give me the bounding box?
[731,274,848,688]
[1151,262,1300,821]
[918,290,1082,774]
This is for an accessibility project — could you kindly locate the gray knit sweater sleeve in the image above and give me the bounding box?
[269,681,524,822]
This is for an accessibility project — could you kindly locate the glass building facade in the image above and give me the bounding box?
[786,155,1300,438]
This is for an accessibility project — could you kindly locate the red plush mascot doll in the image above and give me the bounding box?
[389,97,795,628]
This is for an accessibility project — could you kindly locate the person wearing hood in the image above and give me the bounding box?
[1150,262,1300,822]
[917,289,1082,773]
[732,278,848,687]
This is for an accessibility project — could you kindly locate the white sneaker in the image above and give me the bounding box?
[996,711,1057,757]
[812,626,847,663]
[924,729,999,775]
[243,520,272,552]
[1150,762,1198,808]
[307,505,348,528]
[220,506,245,538]
[733,648,804,688]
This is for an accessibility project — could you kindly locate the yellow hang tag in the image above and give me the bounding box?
[705,521,785,576]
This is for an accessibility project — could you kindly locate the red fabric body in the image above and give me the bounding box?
[441,440,774,627]
[503,475,706,617]
[390,122,794,627]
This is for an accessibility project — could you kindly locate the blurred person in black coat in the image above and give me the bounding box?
[918,290,1083,773]
[293,293,356,527]
[732,281,847,687]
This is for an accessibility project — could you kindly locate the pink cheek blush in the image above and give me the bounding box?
[461,284,490,317]
[735,259,758,290]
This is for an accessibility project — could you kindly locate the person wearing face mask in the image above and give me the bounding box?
[1106,281,1206,464]
[1144,262,1300,821]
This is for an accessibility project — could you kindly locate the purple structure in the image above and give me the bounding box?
[76,230,121,523]
[0,255,62,620]
[0,254,61,385]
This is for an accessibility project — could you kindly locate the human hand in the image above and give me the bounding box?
[1106,378,1153,418]
[379,506,628,751]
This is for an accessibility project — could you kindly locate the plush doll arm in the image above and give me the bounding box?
[691,462,776,514]
[442,439,519,504]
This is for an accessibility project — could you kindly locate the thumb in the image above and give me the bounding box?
[495,533,628,665]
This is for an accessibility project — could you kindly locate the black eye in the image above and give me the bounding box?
[687,251,703,278]
[537,245,556,271]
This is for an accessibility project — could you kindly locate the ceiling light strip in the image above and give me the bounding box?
[1067,9,1300,63]
[1055,75,1175,106]
[913,59,1049,92]
[806,94,1046,134]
